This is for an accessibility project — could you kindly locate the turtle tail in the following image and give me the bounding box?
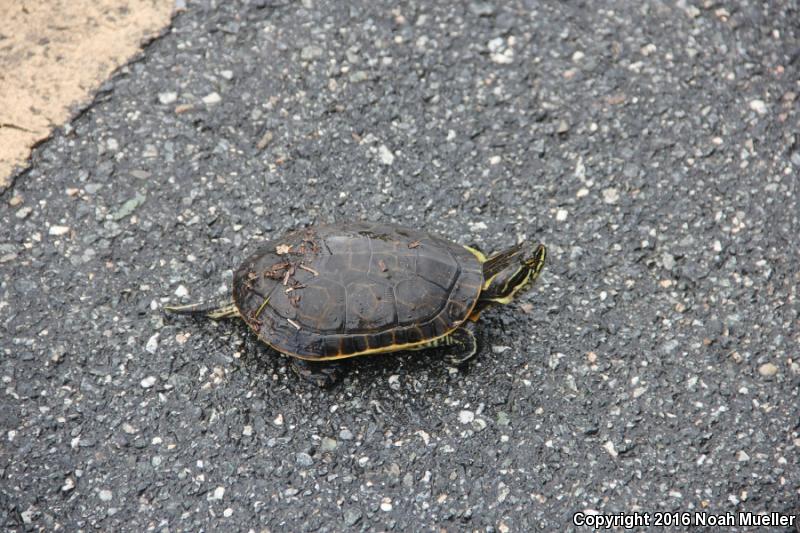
[164,301,239,320]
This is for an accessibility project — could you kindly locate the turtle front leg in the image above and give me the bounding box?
[290,358,344,387]
[440,321,479,365]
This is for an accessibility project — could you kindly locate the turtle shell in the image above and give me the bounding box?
[231,222,484,360]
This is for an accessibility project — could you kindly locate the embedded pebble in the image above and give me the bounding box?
[49,225,70,236]
[207,486,225,501]
[301,45,323,60]
[343,508,362,526]
[140,376,156,388]
[174,285,189,298]
[602,188,619,204]
[749,99,767,115]
[458,410,475,424]
[296,452,313,467]
[202,92,222,105]
[145,334,159,354]
[112,193,146,221]
[339,428,353,440]
[378,145,395,165]
[758,363,778,377]
[320,437,338,451]
[662,253,676,270]
[158,92,177,104]
[98,489,113,502]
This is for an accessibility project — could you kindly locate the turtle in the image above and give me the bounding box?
[166,221,546,386]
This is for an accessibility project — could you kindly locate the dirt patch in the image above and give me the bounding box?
[0,0,175,190]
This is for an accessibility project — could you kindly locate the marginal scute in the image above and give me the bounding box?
[232,222,483,359]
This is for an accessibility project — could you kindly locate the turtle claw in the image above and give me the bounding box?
[291,358,344,387]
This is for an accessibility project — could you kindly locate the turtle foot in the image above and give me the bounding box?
[291,358,344,387]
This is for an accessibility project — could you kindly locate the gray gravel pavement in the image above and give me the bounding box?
[2,0,799,530]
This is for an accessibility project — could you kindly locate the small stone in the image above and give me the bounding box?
[296,452,313,467]
[497,411,510,426]
[300,45,323,60]
[49,225,70,236]
[388,375,401,390]
[378,144,395,165]
[256,131,274,150]
[98,489,113,502]
[320,437,338,451]
[603,440,618,458]
[758,363,778,377]
[343,508,362,526]
[491,345,511,354]
[223,508,233,517]
[556,120,569,134]
[122,423,137,434]
[273,414,284,426]
[112,193,146,221]
[61,477,75,492]
[202,92,222,105]
[220,70,234,80]
[380,497,393,512]
[158,92,177,104]
[640,43,657,56]
[140,376,156,388]
[736,450,750,462]
[243,425,253,436]
[458,410,475,424]
[556,208,568,221]
[571,50,584,62]
[749,99,767,115]
[9,195,23,207]
[661,339,680,355]
[145,334,159,354]
[469,1,495,16]
[348,70,369,83]
[662,253,676,270]
[16,207,32,219]
[208,486,225,501]
[174,285,189,298]
[339,428,353,440]
[602,188,619,204]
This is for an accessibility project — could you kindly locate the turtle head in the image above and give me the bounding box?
[477,242,546,307]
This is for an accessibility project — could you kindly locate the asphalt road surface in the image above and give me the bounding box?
[2,1,798,531]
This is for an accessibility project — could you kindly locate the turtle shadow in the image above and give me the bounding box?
[163,309,495,390]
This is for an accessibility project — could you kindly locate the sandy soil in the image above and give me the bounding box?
[0,0,175,188]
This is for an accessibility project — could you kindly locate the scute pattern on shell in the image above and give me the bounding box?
[232,222,483,359]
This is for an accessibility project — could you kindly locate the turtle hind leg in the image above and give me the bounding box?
[291,358,345,387]
[164,301,239,320]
